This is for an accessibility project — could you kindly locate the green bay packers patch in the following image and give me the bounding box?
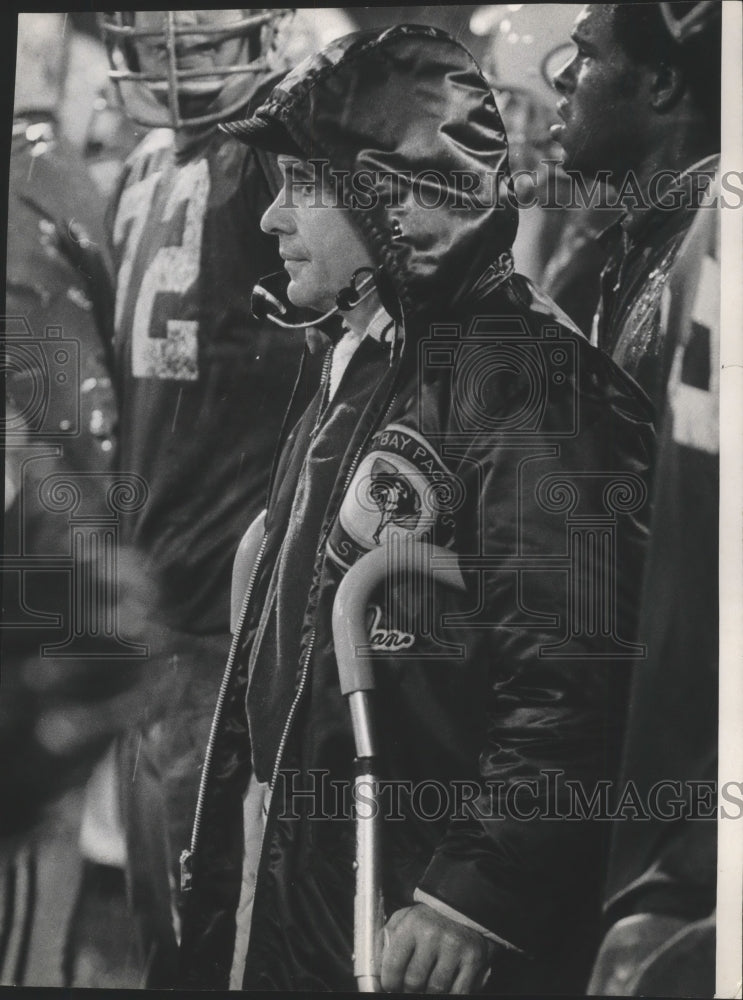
[327,422,460,569]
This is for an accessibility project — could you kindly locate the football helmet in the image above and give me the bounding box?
[99,9,292,129]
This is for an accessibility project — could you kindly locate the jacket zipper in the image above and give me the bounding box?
[265,342,332,514]
[263,346,334,793]
[269,629,317,790]
[185,348,334,855]
[267,389,399,793]
[180,531,268,891]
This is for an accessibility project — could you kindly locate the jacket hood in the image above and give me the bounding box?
[221,24,519,320]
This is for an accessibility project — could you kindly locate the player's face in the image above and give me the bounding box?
[133,10,246,108]
[551,5,650,179]
[260,156,376,313]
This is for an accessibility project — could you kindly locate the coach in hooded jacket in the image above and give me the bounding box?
[179,26,654,993]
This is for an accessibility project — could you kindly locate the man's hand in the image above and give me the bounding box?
[380,903,495,994]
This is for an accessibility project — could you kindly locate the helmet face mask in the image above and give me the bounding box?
[100,9,292,129]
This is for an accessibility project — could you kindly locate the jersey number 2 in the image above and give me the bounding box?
[114,158,211,381]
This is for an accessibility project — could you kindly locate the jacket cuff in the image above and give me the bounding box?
[413,888,522,953]
[417,849,543,955]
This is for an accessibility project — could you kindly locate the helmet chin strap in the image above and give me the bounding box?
[251,267,378,330]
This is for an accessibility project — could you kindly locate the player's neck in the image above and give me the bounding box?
[174,123,216,160]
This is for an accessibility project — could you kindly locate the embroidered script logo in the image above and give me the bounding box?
[367,604,415,650]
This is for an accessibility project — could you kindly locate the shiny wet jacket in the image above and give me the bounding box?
[179,26,655,992]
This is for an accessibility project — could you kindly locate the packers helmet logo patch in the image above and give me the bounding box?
[327,422,461,569]
[369,459,422,543]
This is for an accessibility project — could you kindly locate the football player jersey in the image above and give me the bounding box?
[602,171,719,930]
[110,126,303,634]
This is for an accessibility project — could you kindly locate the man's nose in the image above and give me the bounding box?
[260,191,293,235]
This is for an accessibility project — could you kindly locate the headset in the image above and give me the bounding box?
[251,266,380,329]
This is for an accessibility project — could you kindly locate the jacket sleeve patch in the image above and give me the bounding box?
[327,422,460,569]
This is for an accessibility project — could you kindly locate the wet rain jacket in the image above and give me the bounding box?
[179,25,655,992]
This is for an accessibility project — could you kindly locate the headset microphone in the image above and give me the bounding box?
[251,268,378,330]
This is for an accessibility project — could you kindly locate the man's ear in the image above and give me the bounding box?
[649,62,686,112]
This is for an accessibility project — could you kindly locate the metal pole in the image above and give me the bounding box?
[332,540,465,992]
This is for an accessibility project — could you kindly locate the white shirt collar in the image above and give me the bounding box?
[329,306,397,401]
[340,304,396,344]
